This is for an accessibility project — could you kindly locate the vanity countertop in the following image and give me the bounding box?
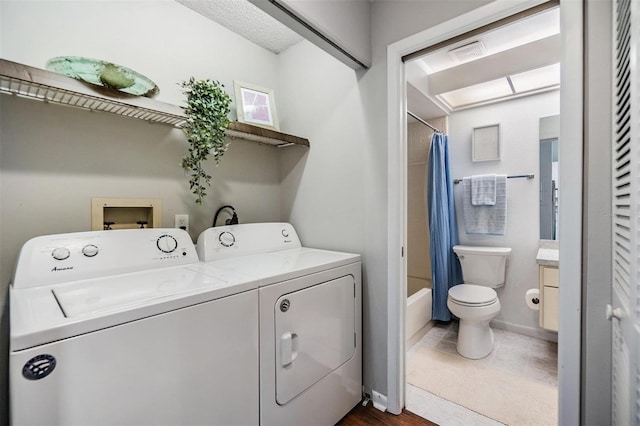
[536,248,559,267]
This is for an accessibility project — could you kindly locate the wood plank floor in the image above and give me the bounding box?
[336,402,437,426]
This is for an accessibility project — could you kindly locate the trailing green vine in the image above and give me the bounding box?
[180,77,232,204]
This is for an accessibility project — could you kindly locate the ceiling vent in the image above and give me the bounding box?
[448,41,487,63]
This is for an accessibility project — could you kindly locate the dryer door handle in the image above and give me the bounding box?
[280,332,298,367]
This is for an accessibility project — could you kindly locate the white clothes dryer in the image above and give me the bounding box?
[197,223,362,426]
[10,228,259,426]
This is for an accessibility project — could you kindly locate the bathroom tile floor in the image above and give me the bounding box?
[406,321,558,425]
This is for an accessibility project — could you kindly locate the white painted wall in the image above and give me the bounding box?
[449,90,560,337]
[0,1,284,421]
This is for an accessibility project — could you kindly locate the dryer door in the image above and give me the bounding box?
[274,275,356,405]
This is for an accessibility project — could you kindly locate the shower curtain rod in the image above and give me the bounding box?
[453,174,535,184]
[407,111,443,134]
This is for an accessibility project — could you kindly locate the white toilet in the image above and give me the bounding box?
[447,245,512,359]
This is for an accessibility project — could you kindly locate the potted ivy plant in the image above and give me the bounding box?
[180,77,232,204]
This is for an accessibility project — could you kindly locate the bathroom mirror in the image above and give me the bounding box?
[539,115,559,240]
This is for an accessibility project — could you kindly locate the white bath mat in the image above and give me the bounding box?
[407,347,557,426]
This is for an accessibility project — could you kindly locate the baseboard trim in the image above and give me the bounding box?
[371,390,388,412]
[406,320,435,349]
[491,319,558,342]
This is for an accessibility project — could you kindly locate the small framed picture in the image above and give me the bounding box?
[472,124,500,162]
[234,81,279,131]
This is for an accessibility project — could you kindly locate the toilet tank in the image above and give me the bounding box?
[453,245,512,288]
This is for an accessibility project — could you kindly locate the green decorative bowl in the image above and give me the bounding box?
[46,56,159,97]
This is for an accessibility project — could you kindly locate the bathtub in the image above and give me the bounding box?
[406,287,433,348]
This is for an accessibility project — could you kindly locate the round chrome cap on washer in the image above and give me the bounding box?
[448,284,498,306]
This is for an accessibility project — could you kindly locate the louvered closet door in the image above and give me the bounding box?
[611,0,640,424]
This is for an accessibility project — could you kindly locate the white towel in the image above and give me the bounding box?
[462,175,507,234]
[471,174,496,206]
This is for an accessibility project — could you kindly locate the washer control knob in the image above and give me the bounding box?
[51,247,70,261]
[219,232,236,247]
[157,235,178,253]
[82,244,99,258]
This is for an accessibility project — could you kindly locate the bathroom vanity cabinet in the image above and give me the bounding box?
[539,265,559,331]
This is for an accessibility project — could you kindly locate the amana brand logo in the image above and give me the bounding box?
[51,266,74,272]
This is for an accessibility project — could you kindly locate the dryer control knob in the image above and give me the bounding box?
[82,244,99,257]
[219,232,236,247]
[157,235,178,253]
[51,247,70,261]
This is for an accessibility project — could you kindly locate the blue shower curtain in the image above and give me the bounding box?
[427,133,463,321]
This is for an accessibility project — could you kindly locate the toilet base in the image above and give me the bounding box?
[456,319,494,359]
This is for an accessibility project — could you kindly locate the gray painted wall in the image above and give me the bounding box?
[276,0,371,66]
[274,0,493,398]
[557,2,584,421]
[361,0,493,397]
[583,0,613,423]
[0,1,536,422]
[0,2,283,421]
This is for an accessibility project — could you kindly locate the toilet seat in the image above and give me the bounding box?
[448,284,497,307]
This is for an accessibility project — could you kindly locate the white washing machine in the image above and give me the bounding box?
[10,228,259,426]
[197,222,362,426]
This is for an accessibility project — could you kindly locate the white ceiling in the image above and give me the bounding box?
[418,8,560,74]
[176,0,303,54]
[407,6,560,120]
[407,82,447,121]
[175,0,559,120]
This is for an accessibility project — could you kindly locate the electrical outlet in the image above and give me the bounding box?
[175,214,189,232]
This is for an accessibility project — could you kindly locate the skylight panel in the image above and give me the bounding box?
[438,78,513,109]
[510,63,560,92]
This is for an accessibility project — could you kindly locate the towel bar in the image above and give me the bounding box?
[453,174,534,184]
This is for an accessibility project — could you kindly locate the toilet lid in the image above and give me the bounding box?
[448,284,497,306]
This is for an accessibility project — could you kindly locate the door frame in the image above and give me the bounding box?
[385,1,583,423]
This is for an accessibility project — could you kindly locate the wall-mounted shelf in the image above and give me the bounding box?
[226,121,309,147]
[0,58,187,126]
[0,58,310,148]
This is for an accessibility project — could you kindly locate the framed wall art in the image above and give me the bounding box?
[234,80,279,131]
[472,123,500,162]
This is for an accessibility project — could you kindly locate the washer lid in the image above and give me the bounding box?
[448,284,497,305]
[52,267,234,318]
[11,266,258,352]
